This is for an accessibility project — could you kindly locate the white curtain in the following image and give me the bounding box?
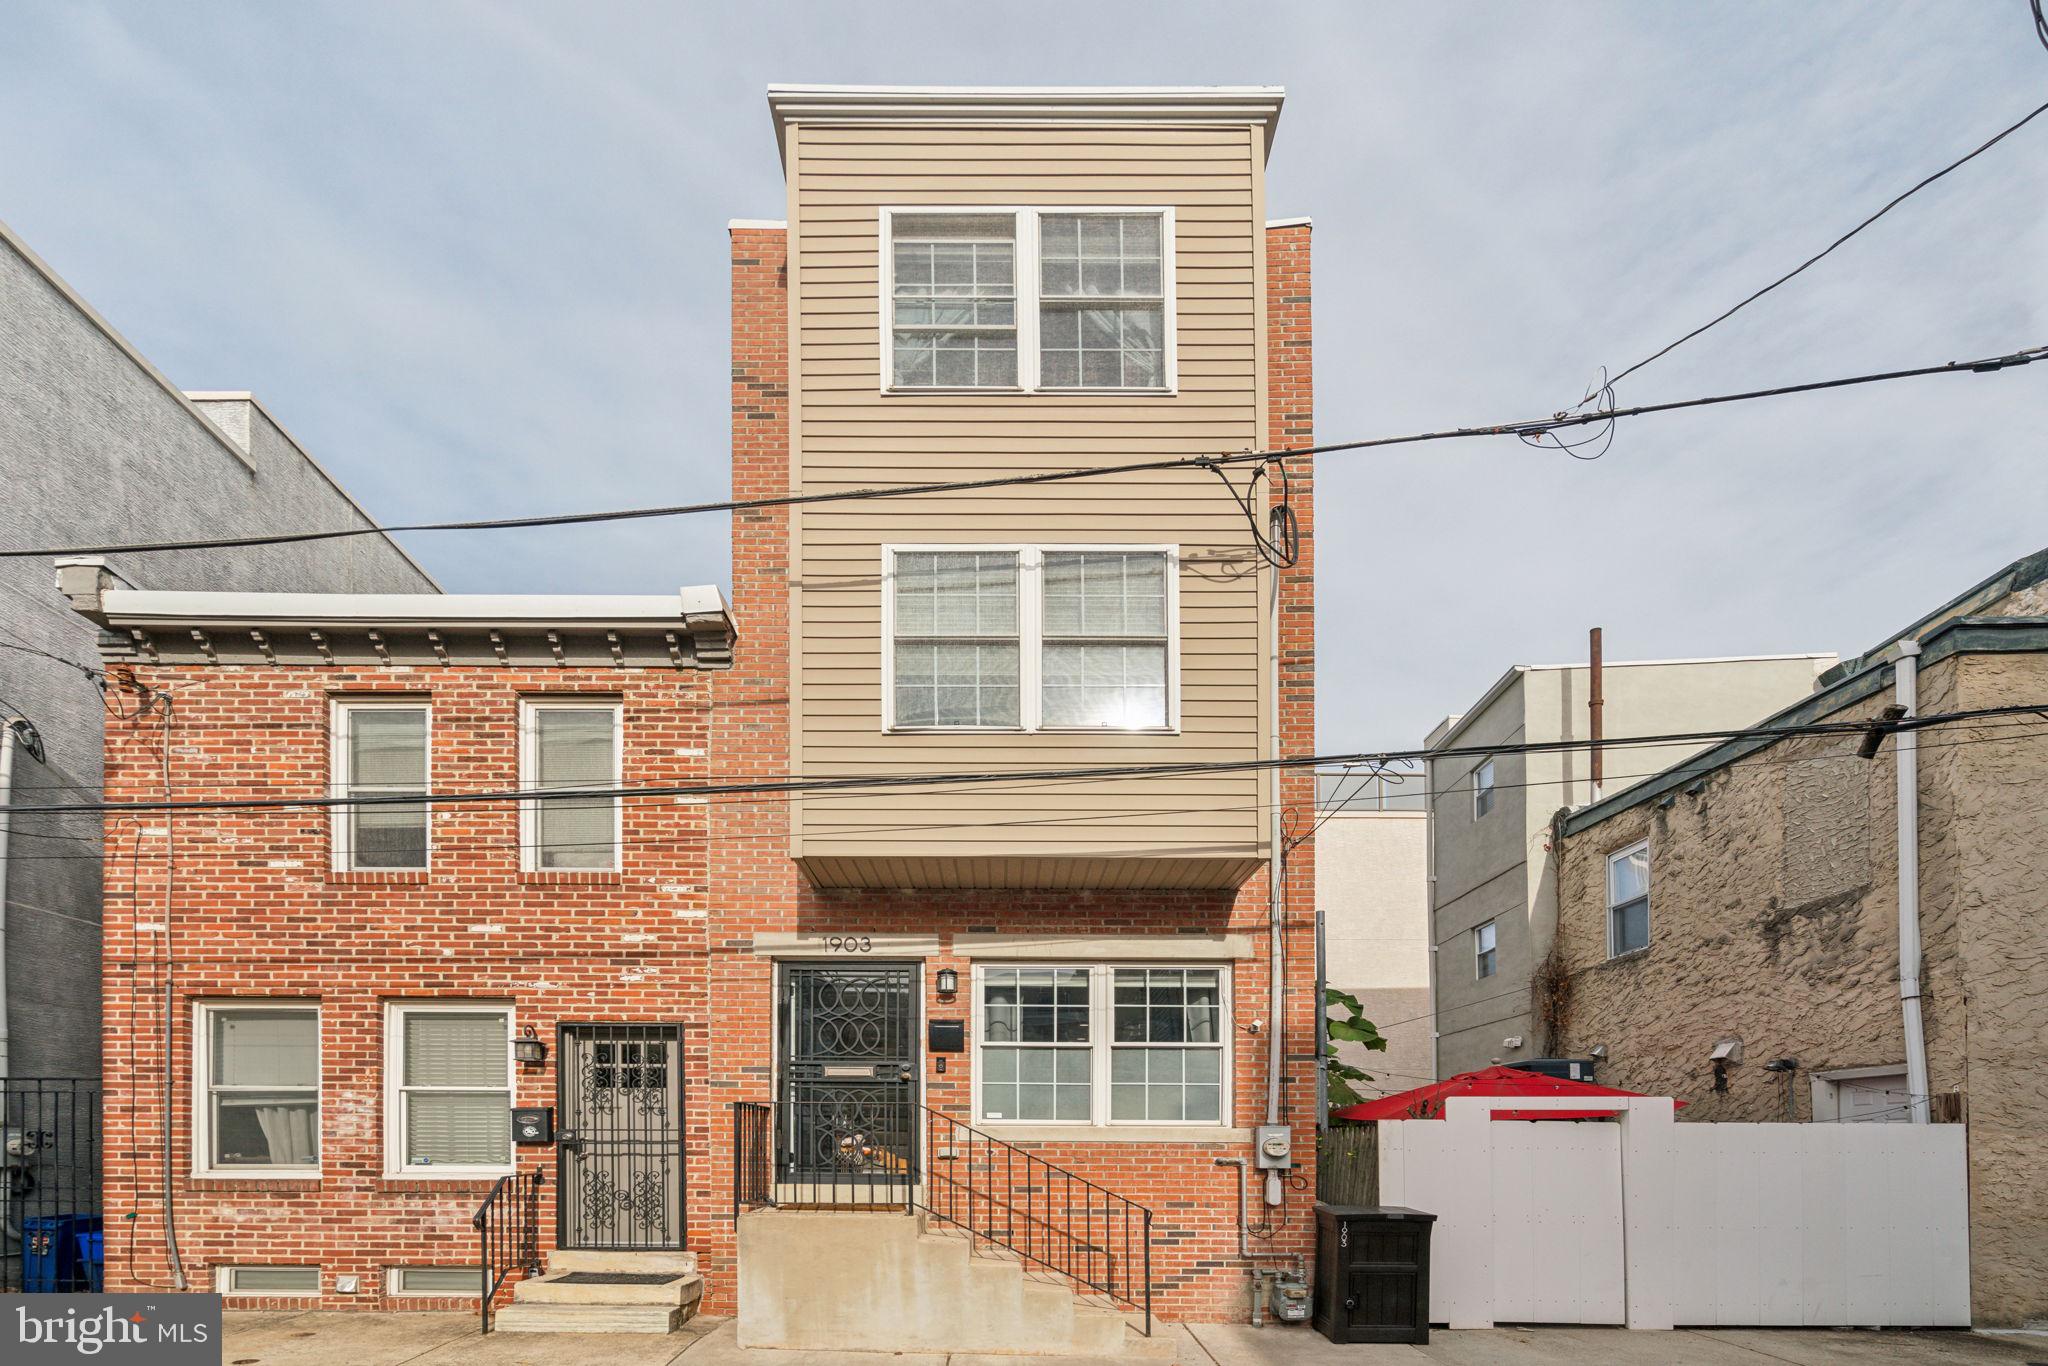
[252,1104,317,1165]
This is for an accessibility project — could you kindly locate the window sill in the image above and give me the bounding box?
[883,725,1180,738]
[520,870,623,886]
[330,869,430,885]
[882,386,1177,398]
[189,1175,320,1192]
[1603,947,1651,965]
[375,1175,509,1195]
[964,1124,1252,1145]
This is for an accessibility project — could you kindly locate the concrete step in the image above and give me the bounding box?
[490,1302,687,1335]
[513,1268,704,1309]
[545,1247,697,1276]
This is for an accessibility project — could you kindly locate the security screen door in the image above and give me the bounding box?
[558,1024,685,1249]
[778,964,918,1195]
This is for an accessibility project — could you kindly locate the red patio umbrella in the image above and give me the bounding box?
[1330,1065,1685,1122]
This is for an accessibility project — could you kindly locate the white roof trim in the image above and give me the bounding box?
[766,84,1286,158]
[1265,216,1313,230]
[727,218,786,231]
[96,587,729,629]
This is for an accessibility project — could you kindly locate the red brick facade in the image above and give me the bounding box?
[95,222,1314,1327]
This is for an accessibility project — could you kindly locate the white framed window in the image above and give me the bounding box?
[218,1265,320,1295]
[883,545,1178,733]
[975,964,1228,1127]
[1607,840,1651,957]
[1474,922,1497,979]
[1472,757,1496,819]
[882,207,1176,393]
[519,698,622,871]
[330,699,430,871]
[193,1002,320,1176]
[385,1002,514,1177]
[389,1266,483,1297]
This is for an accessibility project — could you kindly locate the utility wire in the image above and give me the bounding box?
[10,702,2040,818]
[5,344,2043,562]
[1584,99,2048,402]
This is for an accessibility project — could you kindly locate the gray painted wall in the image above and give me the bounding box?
[1425,654,1835,1078]
[0,223,434,1079]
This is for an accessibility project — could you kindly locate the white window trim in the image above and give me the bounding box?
[1471,757,1496,820]
[971,962,1231,1131]
[217,1265,321,1296]
[878,206,1179,396]
[330,698,432,873]
[881,543,1181,734]
[518,697,624,873]
[387,1266,484,1298]
[1473,922,1497,980]
[384,1001,516,1179]
[1606,838,1652,959]
[191,1000,322,1179]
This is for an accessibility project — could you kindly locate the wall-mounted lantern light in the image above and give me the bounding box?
[513,1027,547,1066]
[935,968,959,997]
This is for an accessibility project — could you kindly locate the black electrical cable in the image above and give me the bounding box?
[5,343,2042,562]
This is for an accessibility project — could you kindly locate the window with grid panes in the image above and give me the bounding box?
[979,967,1092,1122]
[1038,214,1166,390]
[889,213,1018,388]
[1040,551,1169,727]
[1109,968,1223,1122]
[890,551,1021,727]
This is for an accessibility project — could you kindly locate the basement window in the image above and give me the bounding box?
[1607,840,1651,957]
[390,1266,483,1296]
[218,1265,320,1295]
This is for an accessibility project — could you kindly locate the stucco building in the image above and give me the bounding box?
[1426,651,1835,1077]
[0,218,432,1080]
[1546,548,2048,1327]
[1315,767,1431,1098]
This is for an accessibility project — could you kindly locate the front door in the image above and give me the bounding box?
[778,963,918,1197]
[558,1023,685,1249]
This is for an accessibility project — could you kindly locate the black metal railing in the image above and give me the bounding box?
[472,1167,544,1333]
[730,1099,1152,1335]
[2,1078,102,1293]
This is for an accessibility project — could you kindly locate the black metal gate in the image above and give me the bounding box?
[2,1078,101,1292]
[557,1024,685,1250]
[778,963,918,1198]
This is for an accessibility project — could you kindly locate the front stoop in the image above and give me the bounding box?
[490,1249,704,1335]
[738,1209,1174,1358]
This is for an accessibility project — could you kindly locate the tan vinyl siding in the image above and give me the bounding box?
[788,121,1267,883]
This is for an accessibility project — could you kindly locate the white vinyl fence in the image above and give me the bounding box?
[1377,1095,1970,1330]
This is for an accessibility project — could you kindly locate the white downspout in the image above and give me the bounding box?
[1894,641,1931,1124]
[1265,549,1285,1207]
[0,719,15,1079]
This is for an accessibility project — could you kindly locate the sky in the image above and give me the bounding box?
[3,2,2044,748]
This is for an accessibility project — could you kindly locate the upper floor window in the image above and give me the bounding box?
[1607,839,1651,956]
[886,546,1177,733]
[1472,757,1496,819]
[331,700,429,871]
[519,699,622,871]
[1474,921,1497,979]
[884,208,1175,393]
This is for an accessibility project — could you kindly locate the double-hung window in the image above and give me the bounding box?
[195,1003,319,1175]
[1472,757,1496,819]
[332,700,429,870]
[1474,922,1497,979]
[387,1003,513,1175]
[1607,840,1651,956]
[885,208,1174,392]
[886,546,1177,732]
[520,699,622,871]
[976,964,1228,1127]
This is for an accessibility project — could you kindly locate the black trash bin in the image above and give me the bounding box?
[1313,1204,1436,1344]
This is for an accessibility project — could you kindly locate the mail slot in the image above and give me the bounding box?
[822,1064,872,1078]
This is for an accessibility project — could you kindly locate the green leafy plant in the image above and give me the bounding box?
[1325,987,1389,1109]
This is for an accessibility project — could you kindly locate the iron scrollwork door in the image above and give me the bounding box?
[779,963,918,1195]
[558,1024,685,1249]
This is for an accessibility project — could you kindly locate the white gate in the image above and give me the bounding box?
[1377,1094,1970,1329]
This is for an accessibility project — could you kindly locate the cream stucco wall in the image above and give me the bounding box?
[1317,811,1431,1094]
[1550,643,2048,1327]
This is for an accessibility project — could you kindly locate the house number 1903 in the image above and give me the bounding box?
[824,935,872,953]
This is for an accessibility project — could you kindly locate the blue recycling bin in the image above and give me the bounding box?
[23,1214,102,1291]
[77,1228,104,1291]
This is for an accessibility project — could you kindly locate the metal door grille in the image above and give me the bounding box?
[557,1024,685,1250]
[779,964,917,1196]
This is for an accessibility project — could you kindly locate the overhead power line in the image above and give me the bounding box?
[4,343,2042,562]
[1585,98,2048,402]
[7,703,2039,818]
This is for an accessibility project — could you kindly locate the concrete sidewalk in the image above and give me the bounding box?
[220,1312,2048,1365]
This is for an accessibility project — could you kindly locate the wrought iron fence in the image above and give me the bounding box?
[2,1078,102,1293]
[472,1166,544,1333]
[729,1099,1152,1336]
